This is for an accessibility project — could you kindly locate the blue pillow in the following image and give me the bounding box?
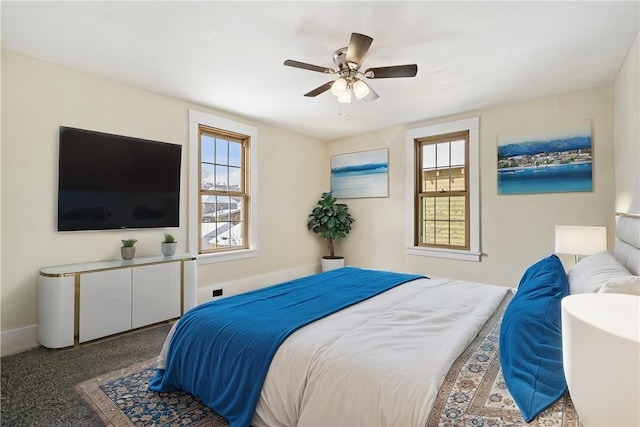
[499,254,569,422]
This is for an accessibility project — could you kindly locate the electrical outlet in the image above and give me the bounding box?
[212,289,223,298]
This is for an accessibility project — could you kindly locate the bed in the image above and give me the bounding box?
[149,213,639,427]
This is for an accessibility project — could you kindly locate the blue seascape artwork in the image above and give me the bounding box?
[331,149,388,199]
[497,122,592,195]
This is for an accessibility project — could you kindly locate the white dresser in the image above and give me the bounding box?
[561,293,640,426]
[38,254,197,348]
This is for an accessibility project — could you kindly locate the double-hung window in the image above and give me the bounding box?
[189,110,258,263]
[415,131,469,249]
[199,126,248,253]
[406,117,480,261]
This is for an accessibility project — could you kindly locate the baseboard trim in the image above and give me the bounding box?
[1,324,39,356]
[197,263,319,303]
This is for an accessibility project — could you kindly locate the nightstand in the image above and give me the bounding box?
[561,293,640,426]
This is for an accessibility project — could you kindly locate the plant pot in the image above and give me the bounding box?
[321,256,345,272]
[121,247,136,260]
[161,242,177,257]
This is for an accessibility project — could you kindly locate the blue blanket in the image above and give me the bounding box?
[148,266,424,427]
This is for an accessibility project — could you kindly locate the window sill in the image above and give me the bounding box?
[196,248,258,265]
[406,246,481,262]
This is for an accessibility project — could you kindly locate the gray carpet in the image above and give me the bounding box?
[1,322,173,426]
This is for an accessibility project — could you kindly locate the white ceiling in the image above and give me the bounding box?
[2,1,638,141]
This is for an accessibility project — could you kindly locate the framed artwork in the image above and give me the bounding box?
[331,148,389,199]
[497,121,592,195]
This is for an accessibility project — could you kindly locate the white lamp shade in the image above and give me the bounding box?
[352,79,370,99]
[555,225,607,256]
[337,89,352,103]
[330,77,348,96]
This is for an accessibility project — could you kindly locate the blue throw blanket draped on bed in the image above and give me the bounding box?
[148,266,424,427]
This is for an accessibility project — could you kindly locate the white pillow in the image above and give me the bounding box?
[566,250,632,294]
[597,275,640,296]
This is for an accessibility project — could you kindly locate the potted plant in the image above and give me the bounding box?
[307,192,355,271]
[121,238,137,260]
[161,233,177,257]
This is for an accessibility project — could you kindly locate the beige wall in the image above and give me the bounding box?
[330,86,617,286]
[1,43,633,348]
[0,50,327,335]
[614,31,640,214]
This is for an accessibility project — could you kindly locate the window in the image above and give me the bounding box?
[189,110,258,263]
[199,126,248,253]
[415,131,469,249]
[406,117,480,261]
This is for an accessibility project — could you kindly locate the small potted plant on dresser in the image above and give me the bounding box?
[161,233,177,257]
[307,192,355,272]
[121,238,137,260]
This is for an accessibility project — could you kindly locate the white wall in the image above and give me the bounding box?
[614,31,640,214]
[330,86,617,286]
[0,50,327,348]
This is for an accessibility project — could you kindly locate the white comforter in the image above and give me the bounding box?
[251,277,509,427]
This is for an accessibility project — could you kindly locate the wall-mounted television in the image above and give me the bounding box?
[58,126,182,231]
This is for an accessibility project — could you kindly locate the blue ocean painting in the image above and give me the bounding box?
[497,122,592,195]
[331,149,388,198]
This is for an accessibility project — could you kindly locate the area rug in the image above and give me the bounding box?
[76,359,228,426]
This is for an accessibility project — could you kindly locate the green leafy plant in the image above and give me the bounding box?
[307,192,354,258]
[121,238,137,248]
[163,233,177,243]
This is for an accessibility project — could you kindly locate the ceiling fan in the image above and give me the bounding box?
[284,32,418,103]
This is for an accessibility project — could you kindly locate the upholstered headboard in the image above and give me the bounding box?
[614,213,640,276]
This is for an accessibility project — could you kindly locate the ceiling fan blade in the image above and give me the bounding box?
[284,59,334,74]
[363,85,379,103]
[345,33,373,67]
[304,81,334,97]
[364,64,418,79]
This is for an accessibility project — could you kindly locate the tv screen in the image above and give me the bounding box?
[58,126,182,231]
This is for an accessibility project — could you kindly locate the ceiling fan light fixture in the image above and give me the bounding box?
[285,32,418,102]
[337,89,352,103]
[330,77,348,96]
[352,79,370,99]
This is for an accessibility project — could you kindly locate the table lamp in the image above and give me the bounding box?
[554,225,607,263]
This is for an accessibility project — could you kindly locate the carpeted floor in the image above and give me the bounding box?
[1,322,174,426]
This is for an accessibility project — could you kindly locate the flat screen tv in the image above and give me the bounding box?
[58,126,182,231]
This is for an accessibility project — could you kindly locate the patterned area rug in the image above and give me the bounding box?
[76,359,228,426]
[427,293,582,427]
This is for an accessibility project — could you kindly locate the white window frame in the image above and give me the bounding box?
[405,117,481,262]
[189,110,258,264]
